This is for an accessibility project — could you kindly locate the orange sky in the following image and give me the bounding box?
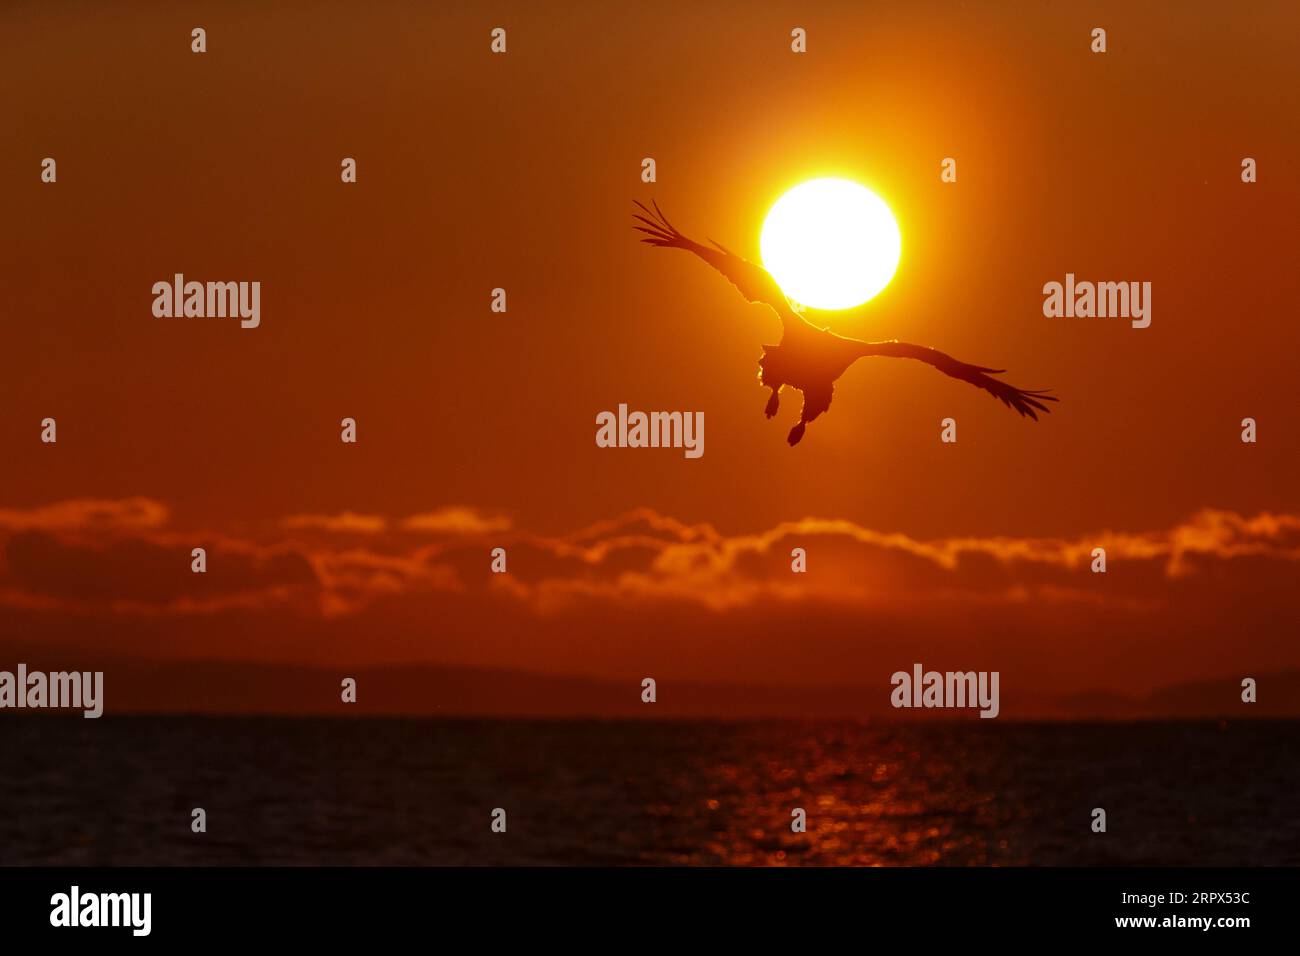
[2,1,1298,710]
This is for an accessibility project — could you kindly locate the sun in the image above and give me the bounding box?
[760,178,901,310]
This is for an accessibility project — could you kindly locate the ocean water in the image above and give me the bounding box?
[0,717,1295,866]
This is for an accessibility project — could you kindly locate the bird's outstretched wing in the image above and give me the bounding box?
[633,200,810,334]
[856,339,1058,420]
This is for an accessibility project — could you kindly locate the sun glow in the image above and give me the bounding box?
[760,178,901,310]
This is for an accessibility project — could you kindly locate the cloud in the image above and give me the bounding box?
[1,499,1297,697]
[400,507,512,535]
[483,506,1300,612]
[1,530,319,614]
[1,498,1298,629]
[282,512,388,534]
[0,498,168,534]
[305,547,461,617]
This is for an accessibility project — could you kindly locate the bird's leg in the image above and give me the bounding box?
[757,346,785,420]
[786,383,832,447]
[787,390,811,445]
[764,383,782,419]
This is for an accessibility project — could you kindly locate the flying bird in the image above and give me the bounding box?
[633,200,1057,446]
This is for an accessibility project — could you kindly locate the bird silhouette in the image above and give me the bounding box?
[634,199,1057,446]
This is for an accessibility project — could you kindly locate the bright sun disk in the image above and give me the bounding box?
[760,178,901,310]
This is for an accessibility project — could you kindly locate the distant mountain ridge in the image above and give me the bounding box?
[1,642,1294,720]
